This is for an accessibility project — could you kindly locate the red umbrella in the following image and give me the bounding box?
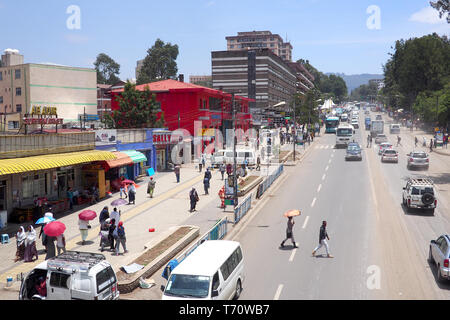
[121,180,135,185]
[43,221,66,237]
[79,210,97,221]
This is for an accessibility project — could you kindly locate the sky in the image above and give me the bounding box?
[0,0,448,81]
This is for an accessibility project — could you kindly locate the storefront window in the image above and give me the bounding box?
[22,174,46,199]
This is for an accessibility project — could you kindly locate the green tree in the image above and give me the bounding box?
[292,88,321,125]
[413,83,450,124]
[137,39,179,85]
[103,82,164,129]
[430,0,450,23]
[94,53,121,85]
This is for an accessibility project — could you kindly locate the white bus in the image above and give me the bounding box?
[162,240,244,300]
[336,123,354,148]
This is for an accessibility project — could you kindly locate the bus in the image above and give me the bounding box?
[336,123,354,147]
[325,116,340,133]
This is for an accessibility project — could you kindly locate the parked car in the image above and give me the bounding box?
[389,124,401,134]
[375,134,388,144]
[376,115,382,120]
[402,177,436,214]
[378,142,393,155]
[381,149,398,163]
[20,251,119,300]
[406,151,429,170]
[345,142,362,161]
[428,235,450,282]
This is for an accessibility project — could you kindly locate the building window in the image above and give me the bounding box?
[16,87,22,96]
[8,121,19,129]
[16,104,22,112]
[230,45,234,49]
[0,96,3,104]
[15,69,21,79]
[0,72,2,81]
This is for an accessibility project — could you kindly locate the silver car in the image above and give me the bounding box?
[406,151,429,170]
[428,235,450,282]
[375,134,388,144]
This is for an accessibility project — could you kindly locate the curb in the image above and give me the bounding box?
[433,149,450,157]
[237,177,263,196]
[117,226,200,294]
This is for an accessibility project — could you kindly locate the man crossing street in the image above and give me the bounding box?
[312,221,333,258]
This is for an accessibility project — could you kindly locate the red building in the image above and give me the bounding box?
[110,79,253,140]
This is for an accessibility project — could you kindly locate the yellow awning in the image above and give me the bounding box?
[0,150,117,176]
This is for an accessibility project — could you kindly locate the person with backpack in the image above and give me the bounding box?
[312,221,333,258]
[189,188,199,212]
[113,221,128,255]
[203,168,212,195]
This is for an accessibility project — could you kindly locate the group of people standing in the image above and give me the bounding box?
[98,206,128,255]
[15,225,38,263]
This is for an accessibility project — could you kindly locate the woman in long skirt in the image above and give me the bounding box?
[15,226,26,262]
[24,225,39,262]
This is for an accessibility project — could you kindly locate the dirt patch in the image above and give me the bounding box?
[238,175,259,189]
[116,226,192,282]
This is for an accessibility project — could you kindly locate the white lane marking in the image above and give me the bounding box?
[274,284,284,300]
[322,174,326,181]
[325,165,329,171]
[325,145,329,149]
[328,159,332,164]
[302,216,310,229]
[331,153,334,158]
[289,248,297,262]
[333,149,336,153]
[317,184,322,193]
[311,197,317,207]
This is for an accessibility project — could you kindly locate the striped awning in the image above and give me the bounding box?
[102,152,133,170]
[0,150,117,176]
[121,150,147,163]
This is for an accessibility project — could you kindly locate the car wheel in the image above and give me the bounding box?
[428,247,434,264]
[437,265,444,283]
[233,280,242,300]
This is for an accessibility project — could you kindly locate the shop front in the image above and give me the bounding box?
[98,151,134,193]
[153,130,177,171]
[121,150,147,180]
[0,150,116,223]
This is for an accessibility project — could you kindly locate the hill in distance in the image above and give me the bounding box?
[326,73,384,93]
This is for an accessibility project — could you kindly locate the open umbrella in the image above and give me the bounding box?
[111,198,128,207]
[284,209,301,218]
[79,210,97,221]
[43,221,66,237]
[121,179,135,185]
[35,216,55,225]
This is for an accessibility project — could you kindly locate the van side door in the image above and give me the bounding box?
[48,271,71,300]
[211,272,221,300]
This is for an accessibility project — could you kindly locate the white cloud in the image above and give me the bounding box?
[409,6,448,24]
[64,33,90,44]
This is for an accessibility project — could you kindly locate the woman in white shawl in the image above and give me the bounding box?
[24,225,39,262]
[15,226,26,262]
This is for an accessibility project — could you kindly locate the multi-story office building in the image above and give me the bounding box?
[189,75,212,84]
[0,49,97,132]
[212,48,298,125]
[226,31,293,62]
[135,59,144,80]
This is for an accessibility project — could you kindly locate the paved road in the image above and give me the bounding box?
[233,112,450,300]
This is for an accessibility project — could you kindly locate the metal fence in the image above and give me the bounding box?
[234,194,252,224]
[256,164,284,199]
[176,217,229,264]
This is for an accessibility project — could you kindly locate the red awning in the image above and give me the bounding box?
[102,152,133,171]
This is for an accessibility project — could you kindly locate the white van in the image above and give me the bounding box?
[224,149,256,166]
[19,251,119,300]
[162,240,244,300]
[211,149,226,167]
[389,124,401,134]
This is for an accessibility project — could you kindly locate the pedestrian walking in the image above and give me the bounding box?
[14,226,26,262]
[24,225,38,262]
[226,163,232,177]
[119,177,128,199]
[113,221,128,255]
[56,233,66,255]
[367,134,371,148]
[174,164,181,183]
[67,187,74,210]
[256,156,261,171]
[109,218,116,251]
[444,134,448,149]
[219,162,226,180]
[99,206,109,225]
[430,138,433,152]
[312,221,333,258]
[147,177,156,198]
[189,188,199,212]
[280,217,298,248]
[110,207,120,227]
[78,217,90,245]
[44,234,56,260]
[396,135,402,147]
[128,183,136,204]
[203,168,212,195]
[415,136,418,147]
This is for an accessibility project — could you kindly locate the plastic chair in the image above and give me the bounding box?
[1,234,9,244]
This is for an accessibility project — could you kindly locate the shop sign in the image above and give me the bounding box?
[153,131,172,145]
[95,129,117,145]
[23,105,63,125]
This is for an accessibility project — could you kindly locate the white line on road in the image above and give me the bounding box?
[302,216,310,229]
[311,197,317,207]
[328,159,332,164]
[274,284,284,300]
[317,184,322,193]
[289,248,297,262]
[325,165,329,171]
[322,174,326,181]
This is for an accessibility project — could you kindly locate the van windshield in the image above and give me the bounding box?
[165,274,210,298]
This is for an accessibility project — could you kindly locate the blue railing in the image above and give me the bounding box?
[256,165,284,199]
[234,194,252,224]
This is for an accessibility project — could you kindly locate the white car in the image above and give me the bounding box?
[381,149,398,162]
[378,142,393,155]
[375,134,388,144]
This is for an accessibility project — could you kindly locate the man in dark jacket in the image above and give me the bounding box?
[99,206,109,224]
[312,221,333,258]
[203,169,212,195]
[189,188,199,212]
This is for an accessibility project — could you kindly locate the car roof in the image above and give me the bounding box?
[171,240,241,276]
[380,142,391,145]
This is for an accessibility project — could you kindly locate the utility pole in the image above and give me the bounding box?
[293,99,296,161]
[232,93,238,208]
